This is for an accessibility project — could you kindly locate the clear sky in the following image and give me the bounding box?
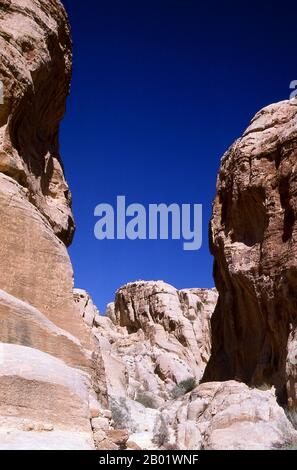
[61,0,297,312]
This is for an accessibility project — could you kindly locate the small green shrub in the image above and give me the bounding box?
[255,383,272,391]
[280,442,297,450]
[135,392,158,409]
[109,397,131,430]
[284,407,297,430]
[171,377,197,399]
[153,415,169,448]
[274,406,297,449]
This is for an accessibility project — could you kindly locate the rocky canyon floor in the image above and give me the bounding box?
[0,0,297,451]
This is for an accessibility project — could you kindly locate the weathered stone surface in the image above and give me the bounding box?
[0,0,74,244]
[91,417,109,432]
[2,0,296,452]
[106,429,129,446]
[126,440,142,450]
[90,281,218,449]
[286,326,297,408]
[0,342,95,449]
[90,243,297,450]
[89,281,217,428]
[96,438,119,451]
[0,0,99,450]
[0,289,90,370]
[0,430,94,450]
[204,99,297,407]
[74,289,99,328]
[93,429,106,447]
[0,1,91,346]
[164,381,297,450]
[112,281,217,389]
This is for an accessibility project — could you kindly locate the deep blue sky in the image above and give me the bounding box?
[61,0,297,312]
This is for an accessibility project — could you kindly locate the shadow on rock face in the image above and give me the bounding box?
[203,100,297,408]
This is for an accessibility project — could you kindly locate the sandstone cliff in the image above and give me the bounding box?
[1,0,297,451]
[0,0,99,449]
[204,99,297,412]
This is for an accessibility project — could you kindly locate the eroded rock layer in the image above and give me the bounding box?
[80,282,297,450]
[1,0,296,451]
[163,380,297,450]
[112,281,217,386]
[0,0,74,244]
[0,0,98,449]
[204,99,297,407]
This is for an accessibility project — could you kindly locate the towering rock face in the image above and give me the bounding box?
[204,100,297,407]
[0,0,90,342]
[0,0,74,244]
[0,0,98,449]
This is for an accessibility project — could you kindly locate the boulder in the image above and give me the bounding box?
[165,381,297,450]
[0,343,94,449]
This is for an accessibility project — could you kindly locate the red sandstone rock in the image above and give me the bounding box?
[204,99,297,408]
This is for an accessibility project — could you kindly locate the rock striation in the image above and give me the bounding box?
[204,99,297,408]
[75,281,218,449]
[112,281,217,386]
[0,0,74,245]
[0,0,99,450]
[78,280,296,450]
[105,282,216,397]
[1,0,297,451]
[163,380,297,450]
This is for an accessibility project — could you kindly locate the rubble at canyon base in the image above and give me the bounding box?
[0,0,296,450]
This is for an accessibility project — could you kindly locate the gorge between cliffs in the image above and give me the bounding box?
[0,0,297,451]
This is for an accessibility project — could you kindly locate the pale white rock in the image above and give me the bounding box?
[106,302,117,324]
[74,289,99,328]
[88,281,218,449]
[0,289,90,370]
[93,430,106,446]
[0,430,94,450]
[0,343,90,402]
[164,381,297,450]
[123,399,160,450]
[0,343,94,447]
[155,353,193,384]
[91,417,110,432]
[96,281,218,403]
